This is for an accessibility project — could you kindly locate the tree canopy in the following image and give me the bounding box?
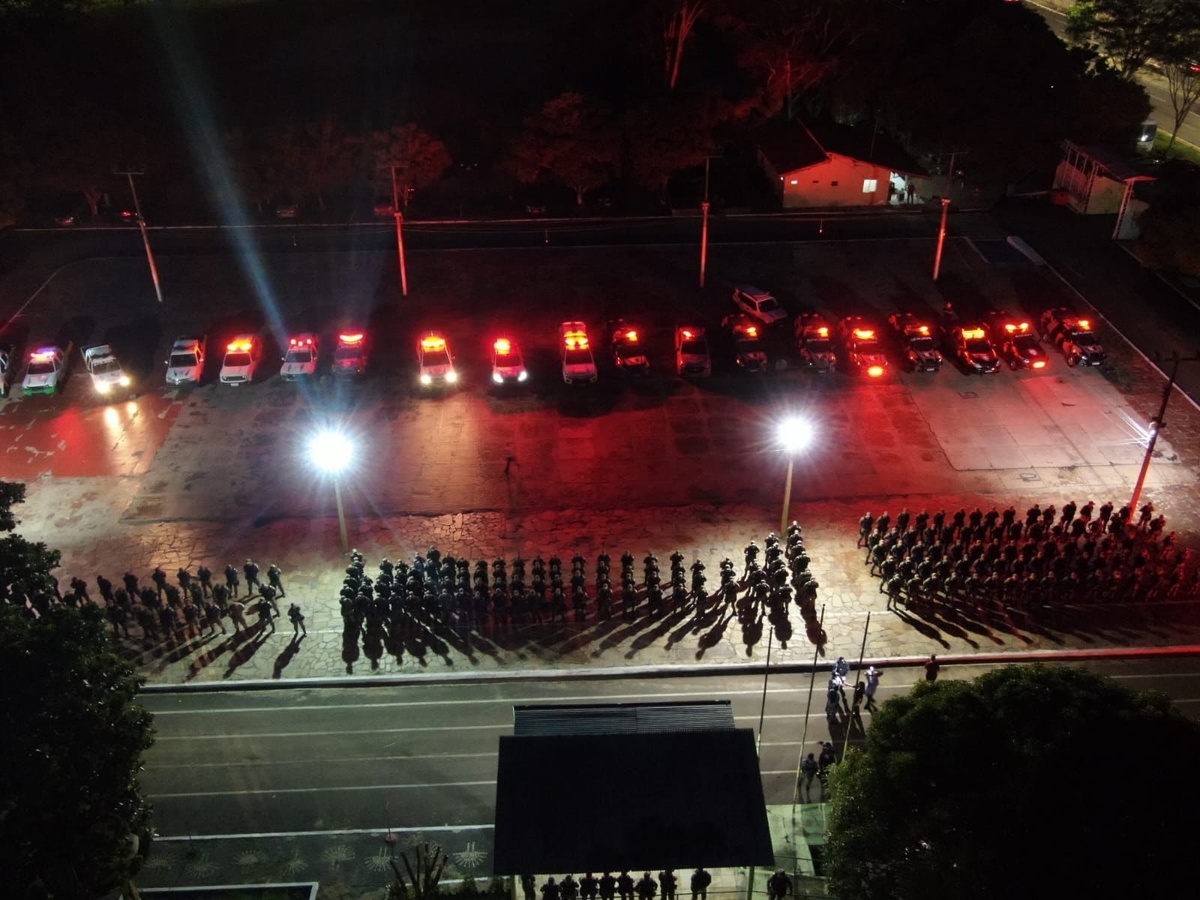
[825,664,1200,899]
[0,481,156,899]
[1067,0,1182,80]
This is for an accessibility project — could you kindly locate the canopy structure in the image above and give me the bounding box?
[493,702,774,875]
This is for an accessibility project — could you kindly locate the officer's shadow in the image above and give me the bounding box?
[272,636,304,679]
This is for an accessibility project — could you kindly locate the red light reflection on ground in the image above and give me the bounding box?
[0,394,181,478]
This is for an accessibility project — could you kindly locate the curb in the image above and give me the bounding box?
[138,643,1200,693]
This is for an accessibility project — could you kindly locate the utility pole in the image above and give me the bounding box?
[1129,353,1200,513]
[698,154,721,288]
[932,197,950,281]
[389,166,409,297]
[114,169,163,305]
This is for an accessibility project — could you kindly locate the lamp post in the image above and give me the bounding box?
[932,196,950,281]
[777,417,814,534]
[309,430,354,553]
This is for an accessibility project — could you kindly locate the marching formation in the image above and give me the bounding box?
[859,499,1196,612]
[337,522,817,640]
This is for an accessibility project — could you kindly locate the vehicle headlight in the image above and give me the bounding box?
[493,372,503,384]
[420,373,433,386]
[445,370,458,384]
[119,376,131,386]
[96,381,111,393]
[518,370,528,382]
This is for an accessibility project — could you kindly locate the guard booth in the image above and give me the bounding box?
[1051,141,1156,240]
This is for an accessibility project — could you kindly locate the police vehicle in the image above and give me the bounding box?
[417,332,458,387]
[887,312,942,372]
[1039,308,1105,367]
[839,317,888,378]
[723,314,768,373]
[950,325,1001,374]
[985,313,1048,371]
[675,325,712,377]
[561,322,598,384]
[281,333,319,380]
[491,337,528,385]
[732,284,787,325]
[22,345,69,395]
[219,335,262,385]
[332,330,369,377]
[793,314,837,373]
[82,344,133,397]
[608,320,650,376]
[165,336,206,386]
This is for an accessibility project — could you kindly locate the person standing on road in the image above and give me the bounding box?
[225,563,241,598]
[96,574,114,604]
[767,870,792,900]
[580,873,598,900]
[599,874,616,900]
[689,868,711,900]
[267,563,286,597]
[852,680,866,715]
[800,753,819,796]
[288,602,307,637]
[561,875,579,900]
[865,666,882,712]
[151,566,168,601]
[636,873,657,900]
[244,559,262,594]
[857,512,874,547]
[541,878,560,900]
[617,871,635,900]
[228,598,247,632]
[924,653,941,681]
[658,871,676,900]
[197,564,213,598]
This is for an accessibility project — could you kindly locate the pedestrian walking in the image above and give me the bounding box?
[225,563,241,598]
[852,680,866,714]
[260,583,281,618]
[255,597,275,632]
[1138,502,1155,530]
[636,873,657,900]
[177,567,192,593]
[924,653,940,681]
[204,599,227,634]
[287,602,307,637]
[96,574,114,603]
[857,512,874,547]
[658,871,676,900]
[865,666,881,711]
[123,571,140,596]
[228,599,247,632]
[689,869,711,900]
[267,563,286,597]
[151,566,168,600]
[800,753,819,795]
[244,559,262,593]
[617,871,635,900]
[767,870,792,900]
[197,564,213,598]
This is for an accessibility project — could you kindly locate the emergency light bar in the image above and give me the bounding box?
[563,331,589,349]
[916,325,930,335]
[1004,322,1030,334]
[853,328,876,340]
[339,333,364,344]
[817,326,829,337]
[289,336,314,347]
[867,365,885,377]
[1032,360,1047,369]
[622,330,639,342]
[493,338,512,354]
[961,327,986,340]
[30,349,55,361]
[420,335,446,351]
[226,339,253,352]
[681,329,695,340]
[1077,319,1091,329]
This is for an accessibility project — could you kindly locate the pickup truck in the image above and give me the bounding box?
[82,344,133,397]
[165,335,207,386]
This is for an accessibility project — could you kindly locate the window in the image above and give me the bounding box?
[863,178,878,193]
[789,179,798,185]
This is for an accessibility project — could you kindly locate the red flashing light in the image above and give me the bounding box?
[494,338,512,355]
[961,327,986,340]
[817,326,829,337]
[1032,360,1047,369]
[30,350,55,362]
[623,329,639,343]
[339,333,364,345]
[1077,319,1091,330]
[421,334,447,351]
[289,336,314,347]
[226,339,253,352]
[853,328,876,340]
[563,330,589,350]
[681,329,695,340]
[916,324,930,336]
[867,365,885,378]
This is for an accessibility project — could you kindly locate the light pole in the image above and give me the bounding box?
[932,197,950,281]
[114,169,164,305]
[777,417,814,535]
[388,166,409,297]
[309,429,354,553]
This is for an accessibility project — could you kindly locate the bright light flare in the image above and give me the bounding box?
[867,365,885,378]
[445,369,458,384]
[309,430,354,475]
[777,417,814,453]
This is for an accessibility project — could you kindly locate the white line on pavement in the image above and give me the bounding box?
[147,750,499,769]
[154,779,496,799]
[156,824,494,841]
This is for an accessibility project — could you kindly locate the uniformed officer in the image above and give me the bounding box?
[267,563,286,597]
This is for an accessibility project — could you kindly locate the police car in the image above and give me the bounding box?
[793,314,837,373]
[22,345,69,395]
[732,284,787,325]
[332,331,369,377]
[839,317,888,378]
[1040,308,1105,367]
[418,332,458,387]
[281,333,319,380]
[561,322,598,384]
[888,312,942,373]
[723,314,768,373]
[82,344,132,396]
[165,335,206,386]
[219,335,262,385]
[608,320,650,376]
[950,325,1001,374]
[675,325,712,377]
[491,337,528,385]
[985,313,1048,371]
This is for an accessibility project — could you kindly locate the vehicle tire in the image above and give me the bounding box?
[1067,355,1078,368]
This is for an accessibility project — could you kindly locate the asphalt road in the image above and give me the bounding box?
[140,657,1200,840]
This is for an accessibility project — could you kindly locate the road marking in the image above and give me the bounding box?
[147,751,498,768]
[156,824,495,841]
[153,779,496,799]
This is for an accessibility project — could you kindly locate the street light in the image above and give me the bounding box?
[777,416,814,534]
[308,429,354,553]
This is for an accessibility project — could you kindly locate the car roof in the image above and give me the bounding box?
[735,284,771,297]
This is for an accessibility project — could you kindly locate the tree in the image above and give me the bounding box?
[269,116,360,211]
[1158,8,1200,151]
[223,127,278,216]
[367,124,452,209]
[506,91,619,206]
[1067,0,1176,80]
[622,97,722,204]
[825,665,1200,900]
[660,0,710,92]
[0,482,156,899]
[0,481,61,599]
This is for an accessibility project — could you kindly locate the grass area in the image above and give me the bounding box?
[1152,129,1200,165]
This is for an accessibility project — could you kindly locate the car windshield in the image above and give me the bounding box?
[910,337,936,352]
[423,349,450,367]
[92,358,121,375]
[334,346,362,361]
[757,297,781,312]
[1013,334,1039,352]
[681,339,707,356]
[965,339,992,354]
[285,349,313,364]
[806,339,831,353]
[1069,329,1094,342]
[224,352,252,367]
[28,360,55,375]
[736,339,763,352]
[170,353,198,368]
[856,339,880,353]
[564,348,593,366]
